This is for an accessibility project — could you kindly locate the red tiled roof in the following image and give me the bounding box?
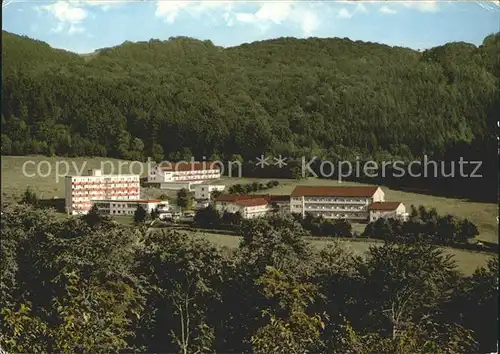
[159,161,220,172]
[368,202,402,211]
[235,198,269,207]
[291,186,380,197]
[268,195,290,202]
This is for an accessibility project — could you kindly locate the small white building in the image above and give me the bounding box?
[194,184,225,201]
[368,202,408,222]
[147,161,221,190]
[91,199,162,216]
[214,195,270,219]
[195,200,210,210]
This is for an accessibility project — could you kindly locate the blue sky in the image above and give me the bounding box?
[3,1,500,54]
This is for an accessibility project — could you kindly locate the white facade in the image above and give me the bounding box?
[91,199,163,216]
[290,186,385,222]
[195,201,210,210]
[148,162,221,185]
[159,182,197,191]
[194,184,225,200]
[65,169,140,215]
[369,203,408,222]
[215,199,269,219]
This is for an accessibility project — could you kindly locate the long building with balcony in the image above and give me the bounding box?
[147,161,221,190]
[65,169,140,215]
[290,185,390,222]
[91,199,164,216]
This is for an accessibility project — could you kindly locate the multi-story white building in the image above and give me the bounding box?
[368,202,408,222]
[214,195,270,219]
[290,186,385,222]
[91,199,164,216]
[65,169,140,215]
[147,161,221,190]
[194,184,225,201]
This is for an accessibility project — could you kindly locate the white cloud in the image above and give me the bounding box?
[400,1,439,13]
[355,3,368,14]
[235,12,255,23]
[236,2,320,36]
[253,2,293,24]
[297,11,320,36]
[39,1,88,33]
[68,23,85,34]
[41,1,87,22]
[155,1,190,23]
[337,8,353,19]
[379,5,397,15]
[156,1,321,37]
[155,0,234,23]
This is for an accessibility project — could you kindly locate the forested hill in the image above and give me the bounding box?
[2,30,499,164]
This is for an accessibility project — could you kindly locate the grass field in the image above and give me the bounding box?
[220,176,498,243]
[0,155,150,200]
[186,231,493,276]
[1,156,497,243]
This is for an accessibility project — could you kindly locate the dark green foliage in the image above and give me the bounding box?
[194,205,221,228]
[446,257,499,353]
[133,205,148,224]
[227,180,279,194]
[0,202,496,353]
[362,205,480,246]
[150,207,159,220]
[176,188,193,210]
[20,187,38,206]
[2,31,498,171]
[82,204,112,229]
[295,212,353,238]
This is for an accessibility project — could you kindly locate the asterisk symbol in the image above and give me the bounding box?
[256,155,270,168]
[273,155,287,168]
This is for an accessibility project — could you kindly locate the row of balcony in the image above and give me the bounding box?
[170,175,220,181]
[72,195,140,199]
[158,169,220,175]
[71,180,138,184]
[72,184,138,188]
[306,205,367,211]
[318,214,367,219]
[72,187,139,192]
[72,195,140,202]
[303,199,369,204]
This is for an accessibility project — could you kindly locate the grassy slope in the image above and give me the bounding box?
[1,156,496,243]
[187,231,492,276]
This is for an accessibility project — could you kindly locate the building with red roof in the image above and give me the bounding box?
[214,194,271,219]
[147,161,222,191]
[368,202,407,222]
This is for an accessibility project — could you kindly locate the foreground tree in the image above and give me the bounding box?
[134,205,148,224]
[20,187,38,206]
[251,266,325,353]
[134,231,231,353]
[176,188,193,211]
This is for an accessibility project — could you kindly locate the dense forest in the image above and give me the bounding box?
[1,202,498,353]
[2,30,498,160]
[1,31,499,199]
